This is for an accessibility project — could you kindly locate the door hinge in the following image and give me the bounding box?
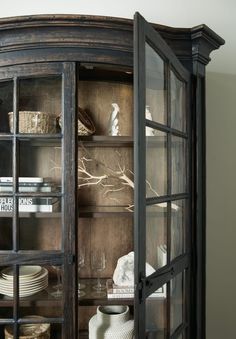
[138,278,146,302]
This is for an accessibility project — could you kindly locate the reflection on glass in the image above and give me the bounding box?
[171,70,186,132]
[0,141,12,178]
[5,316,51,338]
[19,142,62,193]
[146,131,167,198]
[146,205,167,276]
[146,43,166,125]
[46,265,63,302]
[78,246,86,297]
[0,266,13,319]
[19,213,61,251]
[170,273,184,335]
[18,77,61,134]
[50,266,62,298]
[146,285,167,339]
[171,200,186,260]
[0,217,12,250]
[17,266,62,317]
[91,250,106,297]
[145,106,156,137]
[171,136,187,194]
[0,81,13,134]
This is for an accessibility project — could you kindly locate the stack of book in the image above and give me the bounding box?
[0,177,60,213]
[0,177,57,193]
[106,279,166,299]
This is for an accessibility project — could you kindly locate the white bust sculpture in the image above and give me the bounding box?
[113,251,155,286]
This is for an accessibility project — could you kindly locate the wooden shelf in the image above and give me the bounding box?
[0,212,61,218]
[0,133,62,146]
[0,279,134,308]
[78,206,133,218]
[78,136,133,147]
[0,206,132,218]
[0,289,62,307]
[0,134,133,147]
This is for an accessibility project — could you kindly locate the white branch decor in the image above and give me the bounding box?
[78,145,179,211]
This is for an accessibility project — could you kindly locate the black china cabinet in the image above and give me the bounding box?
[0,12,224,339]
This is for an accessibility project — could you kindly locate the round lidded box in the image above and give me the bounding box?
[5,316,50,339]
[8,111,57,134]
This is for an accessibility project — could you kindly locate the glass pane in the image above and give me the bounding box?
[0,141,12,178]
[170,272,184,334]
[78,147,133,207]
[0,142,13,249]
[0,266,13,320]
[17,77,61,134]
[0,81,13,134]
[146,131,167,198]
[19,141,62,193]
[146,285,167,338]
[171,136,187,194]
[19,264,63,318]
[146,43,166,125]
[4,315,51,339]
[0,217,12,250]
[78,69,133,137]
[171,200,186,260]
[19,212,61,250]
[146,205,167,276]
[171,70,186,132]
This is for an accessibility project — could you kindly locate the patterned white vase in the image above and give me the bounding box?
[89,305,134,339]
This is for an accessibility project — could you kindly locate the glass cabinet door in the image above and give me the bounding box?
[134,13,191,339]
[0,62,77,339]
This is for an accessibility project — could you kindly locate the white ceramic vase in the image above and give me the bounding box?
[89,305,134,339]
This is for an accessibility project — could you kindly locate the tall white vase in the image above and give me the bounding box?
[89,305,134,339]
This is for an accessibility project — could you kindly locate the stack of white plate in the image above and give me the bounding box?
[0,266,48,297]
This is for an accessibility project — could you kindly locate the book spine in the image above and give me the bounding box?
[0,199,59,212]
[107,288,134,294]
[0,197,58,205]
[0,186,55,193]
[107,293,134,299]
[0,177,44,183]
[107,292,166,299]
[0,204,59,213]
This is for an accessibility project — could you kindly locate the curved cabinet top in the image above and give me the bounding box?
[0,14,224,69]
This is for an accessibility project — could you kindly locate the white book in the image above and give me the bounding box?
[0,177,44,183]
[19,202,60,212]
[107,289,166,299]
[108,287,135,294]
[0,198,60,213]
[0,203,60,213]
[107,293,134,299]
[106,279,134,294]
[0,183,56,193]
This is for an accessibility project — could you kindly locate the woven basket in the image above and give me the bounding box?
[5,316,50,339]
[8,111,57,134]
[58,107,95,135]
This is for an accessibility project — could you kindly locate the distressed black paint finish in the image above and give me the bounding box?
[0,12,224,339]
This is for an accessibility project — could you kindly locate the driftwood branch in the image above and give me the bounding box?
[78,145,179,211]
